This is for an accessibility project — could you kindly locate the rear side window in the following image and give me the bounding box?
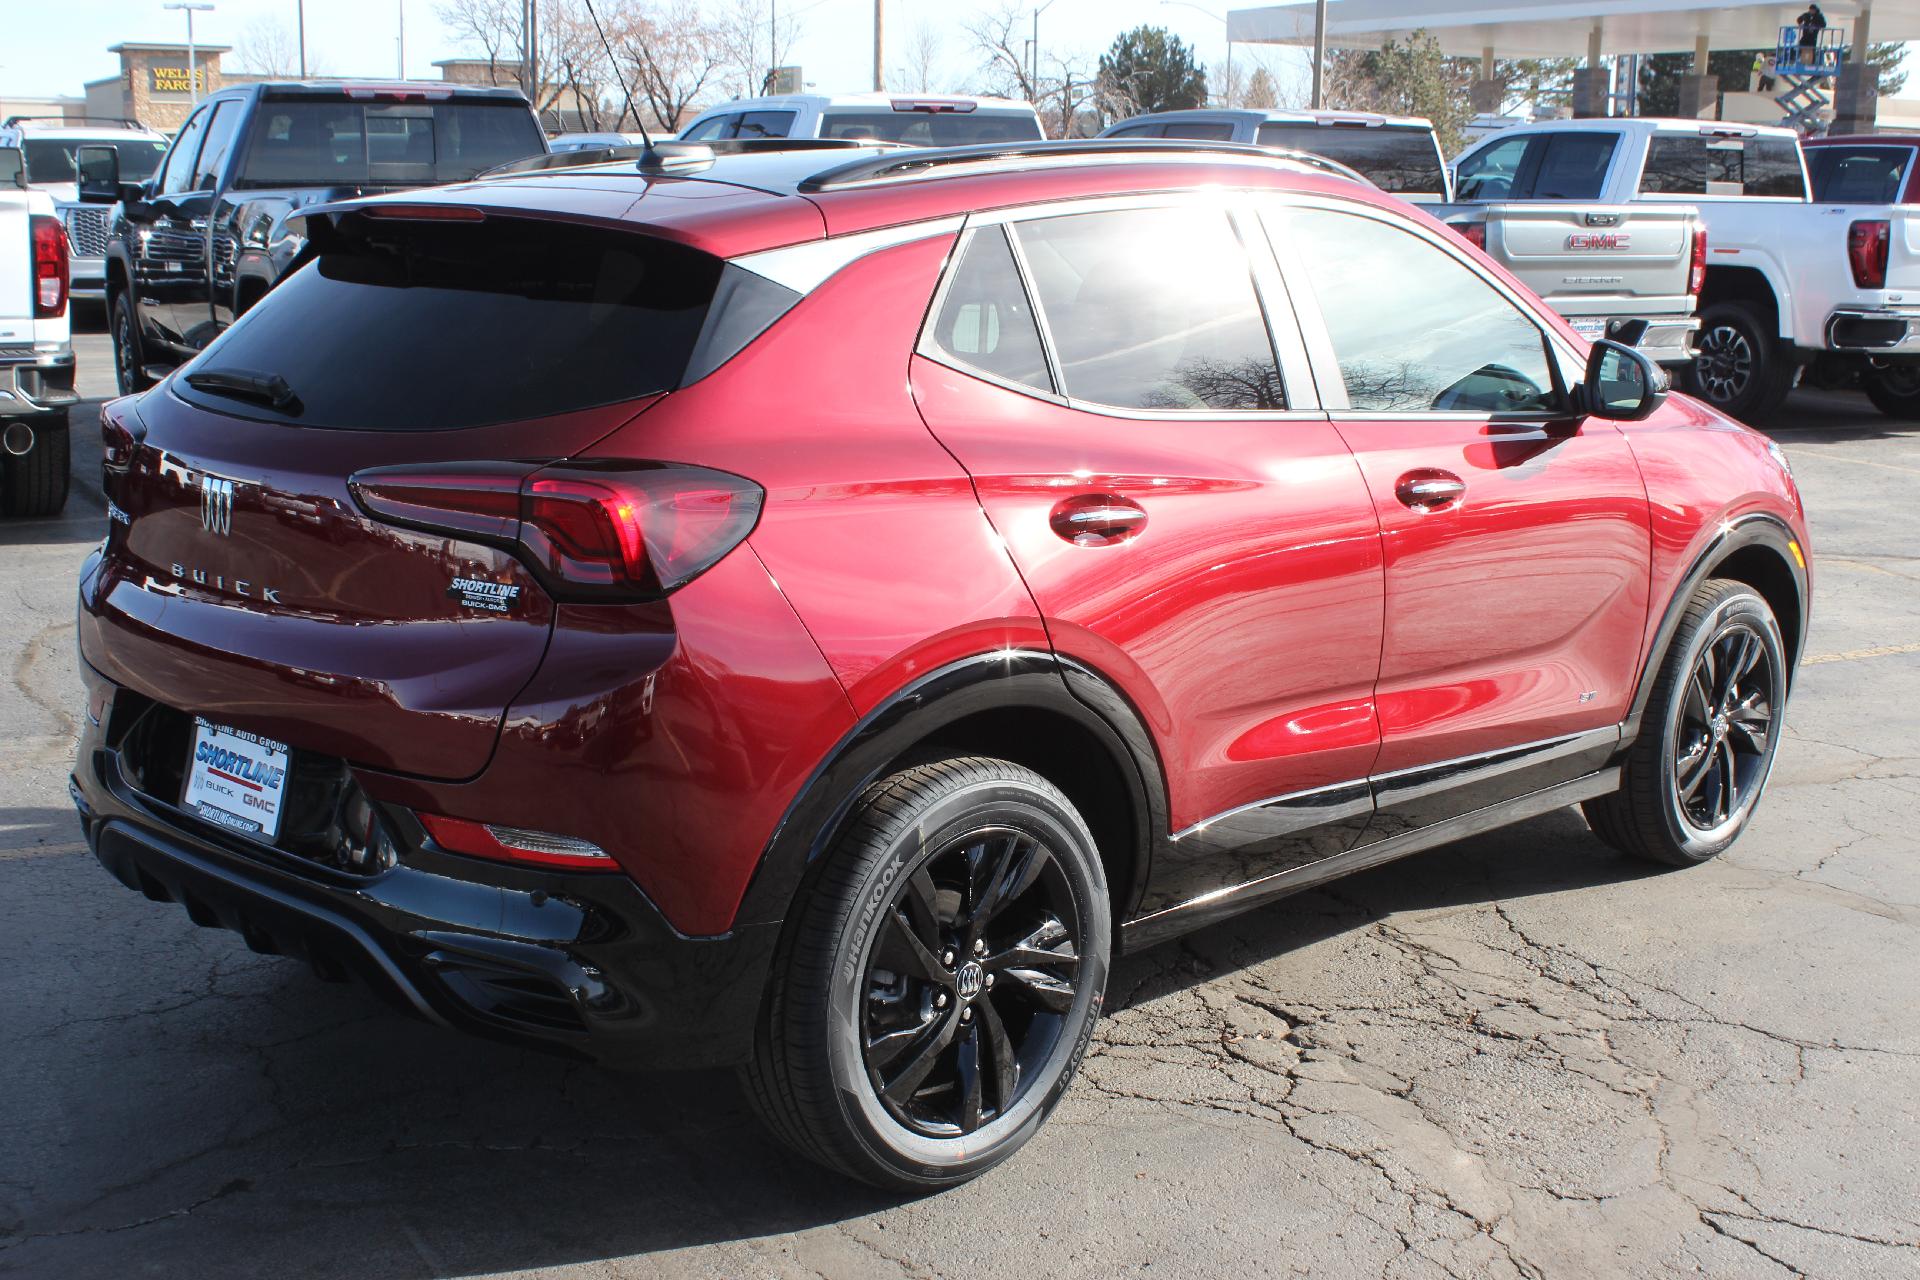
[732,110,796,139]
[1105,123,1161,138]
[1275,206,1558,415]
[178,218,725,430]
[927,226,1054,392]
[819,111,1043,146]
[1641,135,1808,198]
[1013,206,1285,411]
[1809,145,1913,202]
[1163,121,1235,140]
[1255,124,1446,193]
[1528,132,1617,198]
[236,99,544,188]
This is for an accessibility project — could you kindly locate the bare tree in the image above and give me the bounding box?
[711,0,803,98]
[437,0,519,86]
[894,21,946,93]
[963,0,1039,105]
[235,17,315,76]
[613,0,727,131]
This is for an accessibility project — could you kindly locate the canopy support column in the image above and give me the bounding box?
[1572,24,1607,116]
[1835,3,1878,132]
[1471,44,1504,113]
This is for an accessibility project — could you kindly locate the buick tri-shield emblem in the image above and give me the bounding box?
[200,476,234,536]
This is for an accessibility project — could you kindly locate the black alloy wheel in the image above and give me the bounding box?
[1670,621,1777,837]
[1861,359,1920,419]
[861,826,1083,1138]
[1694,321,1755,404]
[1685,303,1794,422]
[111,294,153,396]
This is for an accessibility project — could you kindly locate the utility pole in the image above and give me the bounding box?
[873,0,885,91]
[164,3,215,105]
[297,0,307,76]
[1310,0,1327,107]
[397,0,405,78]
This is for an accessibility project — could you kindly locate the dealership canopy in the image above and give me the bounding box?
[1224,0,1913,59]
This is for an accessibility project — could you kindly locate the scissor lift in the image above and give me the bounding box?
[1773,26,1849,133]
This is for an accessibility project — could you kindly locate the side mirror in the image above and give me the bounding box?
[0,147,24,190]
[1583,339,1669,421]
[77,145,141,205]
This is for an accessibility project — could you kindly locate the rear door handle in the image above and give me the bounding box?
[1395,469,1466,511]
[1050,493,1148,546]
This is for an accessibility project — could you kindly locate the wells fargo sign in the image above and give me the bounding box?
[148,65,210,95]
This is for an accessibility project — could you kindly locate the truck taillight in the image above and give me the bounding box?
[29,215,68,319]
[1453,221,1486,251]
[1849,219,1890,289]
[1689,223,1708,296]
[349,460,764,601]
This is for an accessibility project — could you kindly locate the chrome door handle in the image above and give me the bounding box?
[1395,469,1466,511]
[1050,493,1148,546]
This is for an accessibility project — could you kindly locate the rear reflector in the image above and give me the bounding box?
[417,813,616,871]
[349,460,763,601]
[30,215,68,319]
[1849,219,1890,289]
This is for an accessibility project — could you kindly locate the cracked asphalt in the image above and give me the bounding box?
[3,322,1917,1279]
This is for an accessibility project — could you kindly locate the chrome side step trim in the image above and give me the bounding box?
[1120,767,1621,952]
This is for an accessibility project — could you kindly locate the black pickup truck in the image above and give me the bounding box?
[77,81,546,395]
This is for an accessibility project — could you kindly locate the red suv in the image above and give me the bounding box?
[72,140,1809,1189]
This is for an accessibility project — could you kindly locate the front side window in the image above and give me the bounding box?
[732,110,796,139]
[157,106,212,195]
[927,226,1054,392]
[1105,123,1161,138]
[1013,206,1285,411]
[1808,145,1913,203]
[192,101,244,191]
[1275,206,1558,415]
[1162,121,1234,140]
[1454,134,1532,201]
[681,115,732,141]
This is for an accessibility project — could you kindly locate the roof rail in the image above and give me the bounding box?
[798,138,1371,192]
[1,115,148,131]
[481,135,908,179]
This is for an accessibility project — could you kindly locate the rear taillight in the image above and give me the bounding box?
[30,215,68,319]
[349,460,763,601]
[416,813,615,871]
[1689,222,1708,296]
[1849,219,1890,289]
[1453,221,1487,251]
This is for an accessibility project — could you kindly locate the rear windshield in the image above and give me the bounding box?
[23,138,167,184]
[234,98,545,189]
[1254,124,1444,192]
[176,217,729,430]
[1639,135,1808,198]
[1808,145,1913,203]
[819,110,1043,146]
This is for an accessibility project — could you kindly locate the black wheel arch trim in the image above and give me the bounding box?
[1623,511,1807,742]
[732,649,1168,931]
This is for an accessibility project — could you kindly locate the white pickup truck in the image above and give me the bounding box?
[0,146,74,517]
[1441,118,1871,422]
[1801,133,1920,418]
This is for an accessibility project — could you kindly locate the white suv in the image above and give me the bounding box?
[0,116,168,303]
[679,94,1043,147]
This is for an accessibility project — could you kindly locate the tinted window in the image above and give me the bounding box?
[1528,132,1617,198]
[1642,134,1807,197]
[192,101,244,190]
[732,110,796,139]
[158,107,212,195]
[235,99,543,188]
[927,226,1053,392]
[1809,145,1913,203]
[1276,207,1557,414]
[22,138,167,184]
[1105,123,1160,138]
[1255,124,1446,193]
[1014,206,1284,411]
[681,115,732,140]
[178,218,722,430]
[1163,120,1235,140]
[819,111,1043,146]
[1455,135,1531,200]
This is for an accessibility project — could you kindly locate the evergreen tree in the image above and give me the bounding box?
[1098,26,1209,114]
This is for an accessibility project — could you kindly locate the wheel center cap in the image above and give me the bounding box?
[956,961,985,1001]
[1712,715,1729,741]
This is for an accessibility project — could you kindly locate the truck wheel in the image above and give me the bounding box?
[1687,303,1795,422]
[111,294,154,395]
[741,757,1110,1190]
[1,411,71,519]
[1583,579,1786,867]
[1861,361,1920,419]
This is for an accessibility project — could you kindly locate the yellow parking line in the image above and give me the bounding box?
[1789,450,1920,477]
[1803,642,1920,666]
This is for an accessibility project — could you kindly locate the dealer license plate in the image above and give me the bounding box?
[183,719,290,841]
[1570,318,1608,339]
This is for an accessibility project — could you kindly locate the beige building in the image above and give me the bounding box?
[83,42,234,133]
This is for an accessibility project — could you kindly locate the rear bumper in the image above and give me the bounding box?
[71,664,779,1071]
[71,255,106,300]
[1568,314,1699,366]
[0,348,78,418]
[1825,308,1920,354]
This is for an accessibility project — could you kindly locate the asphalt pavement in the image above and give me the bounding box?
[2,316,1916,1278]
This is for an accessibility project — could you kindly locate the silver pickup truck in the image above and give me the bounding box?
[1438,197,1704,368]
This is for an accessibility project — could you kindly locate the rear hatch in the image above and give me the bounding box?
[82,208,744,781]
[1468,203,1697,325]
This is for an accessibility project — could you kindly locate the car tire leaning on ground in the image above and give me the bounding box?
[1686,302,1796,423]
[111,293,154,396]
[742,756,1111,1190]
[1,410,70,519]
[1859,361,1920,420]
[1584,579,1787,867]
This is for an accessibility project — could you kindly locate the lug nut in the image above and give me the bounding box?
[941,948,956,967]
[934,991,949,1008]
[961,1007,973,1023]
[973,939,986,955]
[985,973,996,989]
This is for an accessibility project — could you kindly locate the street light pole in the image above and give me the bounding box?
[163,3,215,105]
[297,0,306,77]
[1311,0,1327,108]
